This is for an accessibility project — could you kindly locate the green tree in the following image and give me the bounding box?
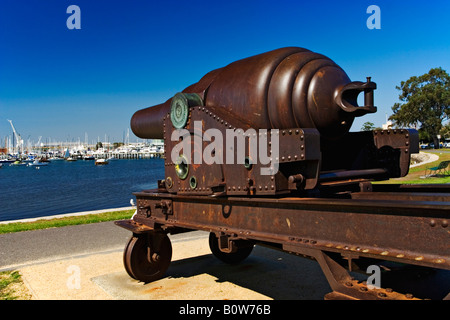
[361,121,375,131]
[113,142,124,149]
[389,67,450,148]
[440,123,450,138]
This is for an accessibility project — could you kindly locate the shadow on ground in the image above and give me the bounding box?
[92,245,331,300]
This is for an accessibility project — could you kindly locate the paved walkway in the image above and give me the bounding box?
[1,222,331,300]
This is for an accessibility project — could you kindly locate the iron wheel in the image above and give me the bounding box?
[123,232,172,283]
[209,232,254,264]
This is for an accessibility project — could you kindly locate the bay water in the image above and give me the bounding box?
[0,158,165,222]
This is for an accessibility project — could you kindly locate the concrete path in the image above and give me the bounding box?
[0,222,332,300]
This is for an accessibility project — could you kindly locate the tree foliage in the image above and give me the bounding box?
[361,121,375,131]
[389,67,450,145]
[440,123,450,139]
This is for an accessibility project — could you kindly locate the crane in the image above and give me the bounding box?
[7,119,24,154]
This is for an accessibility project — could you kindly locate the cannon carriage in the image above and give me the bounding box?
[116,47,450,300]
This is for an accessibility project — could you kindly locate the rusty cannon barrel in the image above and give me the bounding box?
[131,47,377,140]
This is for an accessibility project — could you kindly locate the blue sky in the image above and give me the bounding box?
[1,0,450,145]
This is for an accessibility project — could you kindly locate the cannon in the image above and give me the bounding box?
[116,47,450,300]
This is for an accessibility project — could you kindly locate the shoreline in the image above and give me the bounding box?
[0,206,135,225]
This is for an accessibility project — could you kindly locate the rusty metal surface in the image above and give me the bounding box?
[163,105,322,195]
[131,47,416,197]
[131,190,450,271]
[119,187,450,300]
[120,47,449,299]
[320,129,418,178]
[131,47,376,140]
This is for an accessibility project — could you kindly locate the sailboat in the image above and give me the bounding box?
[64,148,77,161]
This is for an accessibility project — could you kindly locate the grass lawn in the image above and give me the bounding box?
[0,209,135,234]
[0,271,32,300]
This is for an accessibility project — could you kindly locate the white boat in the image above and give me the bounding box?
[95,158,109,165]
[66,157,77,161]
[28,159,49,167]
[149,145,159,153]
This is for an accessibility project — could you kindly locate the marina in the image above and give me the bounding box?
[0,121,166,222]
[0,142,165,163]
[1,120,165,162]
[0,157,165,222]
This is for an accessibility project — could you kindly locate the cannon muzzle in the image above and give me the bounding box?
[131,101,170,140]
